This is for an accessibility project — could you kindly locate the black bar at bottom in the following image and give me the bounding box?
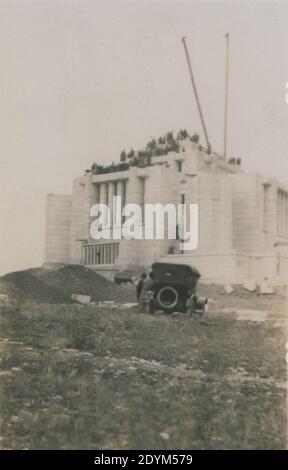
[0,450,287,466]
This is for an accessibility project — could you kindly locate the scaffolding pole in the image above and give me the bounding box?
[182,36,212,154]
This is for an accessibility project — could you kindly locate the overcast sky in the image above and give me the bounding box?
[0,0,288,275]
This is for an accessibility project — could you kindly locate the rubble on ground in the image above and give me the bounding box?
[260,283,274,295]
[71,294,91,304]
[242,279,257,292]
[224,284,234,294]
[236,309,268,322]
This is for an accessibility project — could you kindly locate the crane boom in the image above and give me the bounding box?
[182,36,211,154]
[224,33,230,160]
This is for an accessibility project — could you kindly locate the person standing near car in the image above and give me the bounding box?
[138,271,155,313]
[136,272,147,301]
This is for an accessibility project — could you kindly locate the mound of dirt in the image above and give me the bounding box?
[35,264,134,303]
[1,270,71,304]
[0,265,135,304]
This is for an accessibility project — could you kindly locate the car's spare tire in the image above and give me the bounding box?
[156,286,179,311]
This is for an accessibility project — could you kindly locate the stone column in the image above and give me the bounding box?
[108,182,115,232]
[99,182,108,205]
[115,170,141,268]
[83,174,97,241]
[116,180,126,213]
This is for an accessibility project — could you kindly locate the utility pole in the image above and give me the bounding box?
[224,33,230,161]
[182,36,212,154]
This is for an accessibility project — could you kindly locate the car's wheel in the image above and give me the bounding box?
[156,286,179,311]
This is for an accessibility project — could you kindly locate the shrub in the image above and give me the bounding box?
[90,129,201,174]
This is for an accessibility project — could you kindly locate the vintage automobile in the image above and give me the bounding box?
[151,262,207,314]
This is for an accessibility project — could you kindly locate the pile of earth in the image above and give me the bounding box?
[0,270,71,304]
[0,265,135,304]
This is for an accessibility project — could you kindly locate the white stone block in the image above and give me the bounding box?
[224,284,234,294]
[0,294,9,301]
[260,283,274,295]
[71,294,91,304]
[205,299,218,313]
[243,279,257,292]
[236,309,268,322]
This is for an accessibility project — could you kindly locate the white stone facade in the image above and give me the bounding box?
[45,139,288,284]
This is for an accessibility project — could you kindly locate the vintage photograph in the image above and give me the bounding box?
[0,0,287,451]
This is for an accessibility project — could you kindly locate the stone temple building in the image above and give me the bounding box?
[45,137,288,284]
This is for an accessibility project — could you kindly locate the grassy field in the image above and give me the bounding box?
[0,287,287,450]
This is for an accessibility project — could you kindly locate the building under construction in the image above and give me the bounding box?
[45,37,288,284]
[45,135,288,284]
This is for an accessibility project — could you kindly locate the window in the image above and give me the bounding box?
[95,183,100,204]
[121,180,126,224]
[82,242,120,265]
[112,181,118,224]
[139,177,145,224]
[103,183,108,205]
[277,189,288,237]
[122,181,126,207]
[176,160,183,172]
[178,194,185,245]
[262,184,270,232]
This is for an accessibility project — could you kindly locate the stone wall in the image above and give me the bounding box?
[161,250,288,284]
[45,194,72,263]
[69,177,86,264]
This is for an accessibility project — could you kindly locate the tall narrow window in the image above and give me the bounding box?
[103,183,109,225]
[178,194,185,245]
[103,183,108,205]
[122,181,126,224]
[176,160,183,172]
[277,189,288,237]
[139,177,145,224]
[95,184,100,205]
[112,181,117,225]
[263,184,270,232]
[122,181,126,206]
